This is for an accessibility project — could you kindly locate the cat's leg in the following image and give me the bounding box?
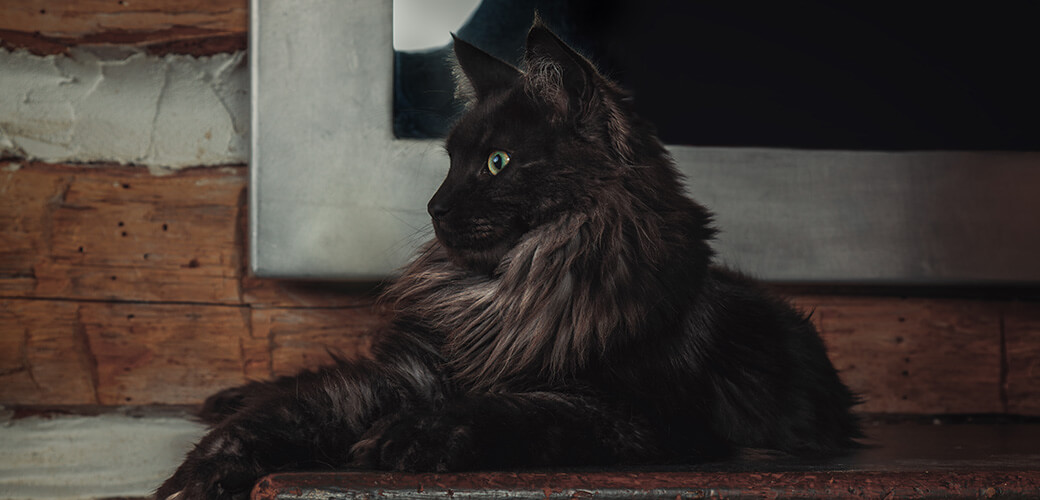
[156,326,445,500]
[196,377,297,425]
[351,391,660,472]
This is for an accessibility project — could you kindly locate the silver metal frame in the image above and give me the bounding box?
[251,0,1040,284]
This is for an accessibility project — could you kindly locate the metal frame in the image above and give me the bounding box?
[251,0,1040,284]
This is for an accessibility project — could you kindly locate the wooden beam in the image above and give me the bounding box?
[81,301,253,405]
[1006,301,1040,415]
[0,298,384,405]
[794,296,1004,414]
[253,306,385,377]
[0,300,97,405]
[0,1,247,55]
[1,162,246,304]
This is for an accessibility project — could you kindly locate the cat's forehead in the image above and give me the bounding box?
[447,89,544,152]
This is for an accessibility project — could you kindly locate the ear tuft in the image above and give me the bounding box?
[522,23,639,164]
[523,24,595,117]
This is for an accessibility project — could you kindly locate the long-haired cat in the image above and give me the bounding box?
[157,22,860,500]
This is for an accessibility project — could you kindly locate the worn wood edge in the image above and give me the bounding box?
[0,28,246,56]
[0,0,246,56]
[1,161,247,304]
[771,283,1040,300]
[1004,301,1040,415]
[0,159,245,175]
[253,470,1040,499]
[0,161,381,308]
[0,296,382,405]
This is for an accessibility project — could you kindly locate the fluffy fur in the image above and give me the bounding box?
[157,22,860,500]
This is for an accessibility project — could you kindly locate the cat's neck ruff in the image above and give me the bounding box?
[390,202,696,390]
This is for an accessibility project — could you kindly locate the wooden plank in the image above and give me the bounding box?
[0,164,63,294]
[0,0,247,55]
[254,306,385,377]
[1005,301,1040,415]
[79,302,254,405]
[793,296,1003,414]
[251,423,1040,497]
[256,468,1040,500]
[241,279,382,309]
[0,300,98,405]
[0,299,385,406]
[0,162,245,304]
[2,295,1021,412]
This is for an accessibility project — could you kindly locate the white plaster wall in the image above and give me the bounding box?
[0,409,207,500]
[0,47,248,170]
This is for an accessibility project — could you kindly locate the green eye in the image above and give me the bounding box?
[487,151,510,175]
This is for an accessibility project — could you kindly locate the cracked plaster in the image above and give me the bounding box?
[0,47,248,171]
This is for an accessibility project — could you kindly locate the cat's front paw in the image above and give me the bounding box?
[155,435,262,500]
[351,412,478,472]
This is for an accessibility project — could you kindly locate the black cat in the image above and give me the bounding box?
[157,22,861,500]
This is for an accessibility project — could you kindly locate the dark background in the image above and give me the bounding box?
[395,1,1040,151]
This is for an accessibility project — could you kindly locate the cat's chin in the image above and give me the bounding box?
[440,241,514,275]
[433,221,527,275]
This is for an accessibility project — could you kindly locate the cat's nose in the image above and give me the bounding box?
[428,199,451,219]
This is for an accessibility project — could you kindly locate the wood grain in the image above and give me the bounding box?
[254,306,385,377]
[0,300,98,405]
[793,296,1004,414]
[1,163,245,304]
[1005,301,1040,415]
[242,279,382,309]
[80,302,252,405]
[0,299,390,405]
[0,0,247,55]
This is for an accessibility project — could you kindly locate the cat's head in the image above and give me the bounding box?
[429,22,669,273]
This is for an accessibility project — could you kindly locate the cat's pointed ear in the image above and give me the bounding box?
[452,34,521,101]
[525,21,638,163]
[523,22,596,115]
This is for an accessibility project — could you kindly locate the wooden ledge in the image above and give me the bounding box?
[253,422,1040,499]
[0,0,247,56]
[0,28,246,57]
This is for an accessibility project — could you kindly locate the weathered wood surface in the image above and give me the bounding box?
[254,306,384,377]
[792,296,1004,414]
[0,162,1037,413]
[0,0,247,55]
[256,470,1040,500]
[254,422,1040,498]
[0,300,97,405]
[0,162,384,405]
[0,298,383,405]
[1006,302,1040,415]
[1,162,245,304]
